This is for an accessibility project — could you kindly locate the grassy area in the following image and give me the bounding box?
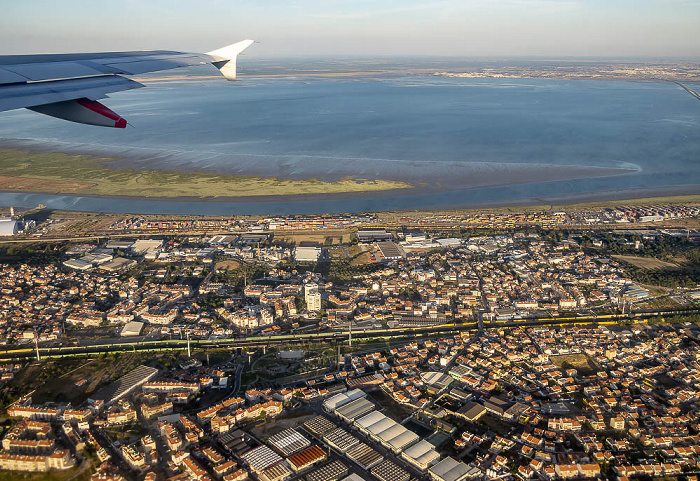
[0,148,412,198]
[195,349,235,365]
[613,255,679,270]
[103,422,149,444]
[5,352,170,407]
[0,465,91,481]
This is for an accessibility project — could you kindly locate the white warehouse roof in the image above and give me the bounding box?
[368,418,397,437]
[0,219,18,236]
[355,411,385,430]
[121,321,144,336]
[323,388,365,412]
[401,440,440,470]
[429,457,472,481]
[356,411,419,453]
[385,430,419,452]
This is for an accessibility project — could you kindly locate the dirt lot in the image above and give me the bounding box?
[613,255,679,270]
[551,354,600,376]
[248,409,316,439]
[217,260,242,271]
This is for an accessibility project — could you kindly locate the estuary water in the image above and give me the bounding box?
[0,74,698,215]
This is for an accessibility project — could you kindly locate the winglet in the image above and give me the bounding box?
[206,39,255,81]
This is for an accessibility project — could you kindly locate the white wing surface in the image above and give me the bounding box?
[0,40,254,128]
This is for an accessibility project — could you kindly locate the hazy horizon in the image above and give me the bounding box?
[3,0,700,58]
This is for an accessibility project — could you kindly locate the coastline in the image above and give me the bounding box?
[0,185,698,219]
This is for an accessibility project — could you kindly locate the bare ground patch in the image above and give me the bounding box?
[551,354,599,376]
[613,255,679,270]
[217,260,242,271]
[248,409,316,439]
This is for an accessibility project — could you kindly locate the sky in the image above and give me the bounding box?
[1,0,699,58]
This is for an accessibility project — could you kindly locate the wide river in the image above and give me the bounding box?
[0,74,698,214]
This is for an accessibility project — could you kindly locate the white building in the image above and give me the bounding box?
[305,283,322,311]
[121,321,144,337]
[429,458,475,481]
[401,440,440,471]
[295,246,321,262]
[0,219,18,236]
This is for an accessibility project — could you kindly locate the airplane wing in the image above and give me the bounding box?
[0,39,254,128]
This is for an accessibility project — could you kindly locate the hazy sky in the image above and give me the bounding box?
[2,0,699,58]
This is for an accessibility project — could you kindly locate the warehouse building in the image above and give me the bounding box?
[376,241,404,260]
[420,372,453,392]
[345,373,384,389]
[333,398,375,423]
[429,457,480,481]
[455,402,486,423]
[241,445,283,474]
[121,321,144,337]
[268,428,311,457]
[0,219,18,236]
[63,258,94,271]
[354,411,384,434]
[294,246,321,262]
[371,459,411,481]
[357,230,392,243]
[287,445,327,472]
[259,462,292,481]
[322,427,360,454]
[89,365,158,406]
[131,239,163,257]
[100,257,137,272]
[305,460,348,481]
[346,443,383,470]
[303,416,338,437]
[354,411,419,454]
[401,440,441,472]
[218,429,255,457]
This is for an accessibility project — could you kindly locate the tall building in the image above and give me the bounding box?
[305,283,322,312]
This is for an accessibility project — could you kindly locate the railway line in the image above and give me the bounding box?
[0,308,697,361]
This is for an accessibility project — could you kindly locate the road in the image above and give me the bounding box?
[674,81,700,101]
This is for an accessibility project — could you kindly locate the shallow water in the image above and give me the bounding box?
[0,75,698,214]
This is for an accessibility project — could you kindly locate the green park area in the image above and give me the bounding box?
[0,148,411,199]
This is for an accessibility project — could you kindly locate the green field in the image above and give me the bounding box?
[0,466,91,481]
[0,148,411,198]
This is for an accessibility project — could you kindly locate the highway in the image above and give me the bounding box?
[674,81,700,101]
[1,308,697,361]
